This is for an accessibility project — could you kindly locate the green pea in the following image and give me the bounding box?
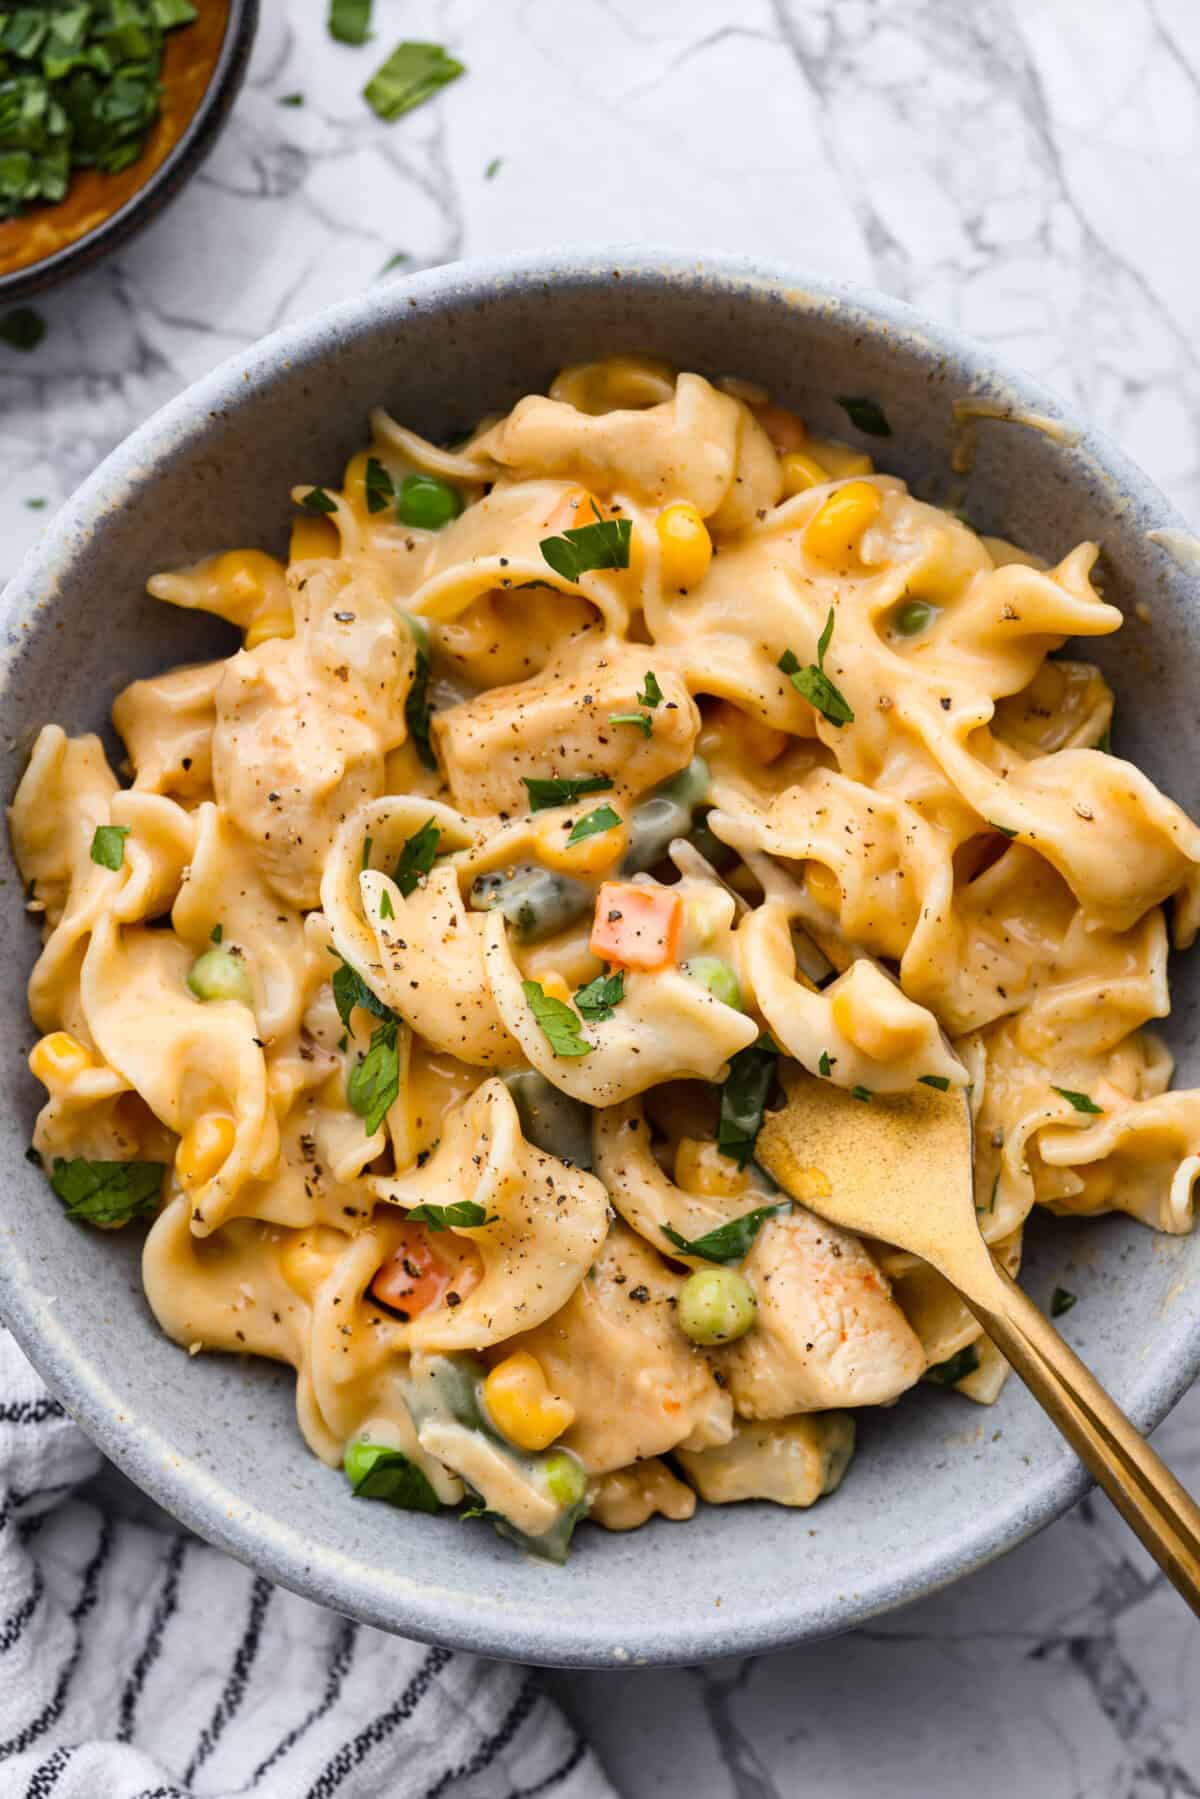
[893,599,936,637]
[186,946,252,1006]
[540,1448,587,1509]
[396,474,464,530]
[681,955,743,1010]
[343,1438,389,1488]
[677,1267,757,1345]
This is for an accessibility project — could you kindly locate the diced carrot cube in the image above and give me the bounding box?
[589,883,682,971]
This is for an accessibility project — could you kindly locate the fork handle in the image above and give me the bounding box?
[962,1261,1200,1611]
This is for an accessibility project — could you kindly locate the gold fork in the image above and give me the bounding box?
[756,1067,1200,1611]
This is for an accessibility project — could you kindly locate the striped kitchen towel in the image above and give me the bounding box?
[0,1328,613,1799]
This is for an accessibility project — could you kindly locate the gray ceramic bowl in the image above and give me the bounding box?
[2,250,1199,1668]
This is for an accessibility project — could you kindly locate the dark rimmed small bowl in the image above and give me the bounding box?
[0,0,258,303]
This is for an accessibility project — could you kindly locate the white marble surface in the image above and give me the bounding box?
[6,1,1200,1793]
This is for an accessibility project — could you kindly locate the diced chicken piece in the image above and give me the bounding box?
[718,1213,925,1416]
[433,638,698,817]
[212,564,414,908]
[508,1221,733,1474]
[589,1458,697,1530]
[675,1414,854,1507]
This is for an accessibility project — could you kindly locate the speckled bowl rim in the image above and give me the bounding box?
[3,247,1199,1667]
[0,0,259,304]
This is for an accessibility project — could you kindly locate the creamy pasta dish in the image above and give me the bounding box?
[13,356,1200,1561]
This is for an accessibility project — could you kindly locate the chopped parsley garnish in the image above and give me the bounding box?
[300,485,337,515]
[210,923,223,943]
[522,773,613,812]
[484,155,501,179]
[347,1446,440,1513]
[522,980,592,1058]
[638,671,663,709]
[717,1039,778,1167]
[329,0,371,44]
[363,40,465,121]
[778,607,854,727]
[989,822,1019,839]
[406,1200,496,1231]
[361,835,374,871]
[925,1344,980,1387]
[405,630,436,770]
[1051,1086,1104,1115]
[90,824,130,870]
[380,251,410,274]
[50,1156,164,1227]
[566,803,620,846]
[573,969,624,1022]
[836,395,892,437]
[662,1202,790,1265]
[378,890,395,920]
[330,953,395,1030]
[25,496,47,509]
[347,1019,401,1134]
[0,307,45,350]
[540,515,632,582]
[850,1085,874,1103]
[0,5,196,222]
[364,456,395,514]
[919,1074,951,1091]
[608,711,653,738]
[1050,1286,1077,1318]
[818,1051,835,1077]
[279,92,305,107]
[393,819,440,895]
[977,1173,999,1216]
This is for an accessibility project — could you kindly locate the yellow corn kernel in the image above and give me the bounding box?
[289,515,339,563]
[484,1352,575,1451]
[804,860,842,914]
[829,978,927,1063]
[779,450,829,496]
[534,811,628,879]
[279,1226,347,1299]
[656,502,713,591]
[674,1138,751,1199]
[175,1114,236,1189]
[807,436,875,479]
[29,1031,93,1087]
[805,481,882,566]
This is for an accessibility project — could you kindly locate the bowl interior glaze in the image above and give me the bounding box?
[2,251,1198,1667]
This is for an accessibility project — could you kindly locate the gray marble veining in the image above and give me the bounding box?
[4,1,1200,1793]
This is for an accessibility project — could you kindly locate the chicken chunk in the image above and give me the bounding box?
[718,1213,925,1416]
[433,637,698,817]
[508,1221,733,1474]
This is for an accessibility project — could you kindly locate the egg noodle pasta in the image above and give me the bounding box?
[12,356,1200,1560]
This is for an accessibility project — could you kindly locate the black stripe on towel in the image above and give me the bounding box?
[0,1563,44,1654]
[305,1643,452,1798]
[0,1513,113,1758]
[116,1534,187,1742]
[252,1615,359,1781]
[514,1735,589,1797]
[183,1573,272,1782]
[419,1671,541,1799]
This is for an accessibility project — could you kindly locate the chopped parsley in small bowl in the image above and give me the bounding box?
[0,0,257,301]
